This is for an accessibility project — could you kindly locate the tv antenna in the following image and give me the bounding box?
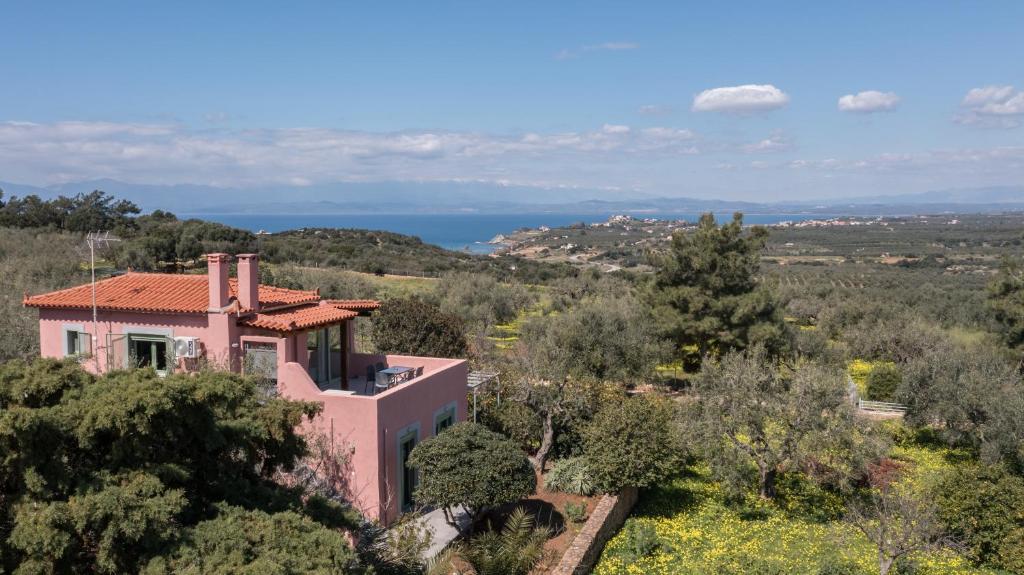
[85,232,121,369]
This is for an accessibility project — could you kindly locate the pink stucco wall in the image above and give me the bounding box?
[39,308,468,526]
[38,308,256,373]
[278,354,468,525]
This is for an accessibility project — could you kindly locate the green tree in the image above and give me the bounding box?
[650,212,786,366]
[407,423,535,524]
[934,463,1024,571]
[866,364,901,402]
[143,506,358,575]
[0,229,88,361]
[689,347,865,499]
[847,484,955,575]
[371,297,468,358]
[900,344,1024,469]
[582,394,684,492]
[988,256,1024,351]
[0,359,360,573]
[434,271,535,335]
[518,294,668,383]
[512,294,667,471]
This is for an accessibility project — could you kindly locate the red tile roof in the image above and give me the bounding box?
[23,272,319,314]
[239,303,357,332]
[326,299,381,311]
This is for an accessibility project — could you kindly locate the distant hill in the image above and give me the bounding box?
[2,179,1022,215]
[0,179,639,214]
[824,186,1024,205]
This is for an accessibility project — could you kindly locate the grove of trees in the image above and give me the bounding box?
[0,359,361,574]
[4,192,1024,575]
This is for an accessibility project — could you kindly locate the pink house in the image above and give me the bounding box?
[24,253,468,525]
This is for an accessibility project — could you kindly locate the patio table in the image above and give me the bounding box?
[376,366,414,389]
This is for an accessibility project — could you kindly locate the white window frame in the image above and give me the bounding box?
[396,422,421,513]
[61,323,92,358]
[433,401,457,436]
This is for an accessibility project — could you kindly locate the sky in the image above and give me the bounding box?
[1,0,1023,202]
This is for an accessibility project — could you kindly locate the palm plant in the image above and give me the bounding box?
[429,507,549,575]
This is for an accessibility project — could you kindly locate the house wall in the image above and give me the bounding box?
[277,354,468,525]
[38,308,272,373]
[37,310,467,527]
[372,354,468,524]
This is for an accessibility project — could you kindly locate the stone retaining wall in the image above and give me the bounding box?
[550,487,639,575]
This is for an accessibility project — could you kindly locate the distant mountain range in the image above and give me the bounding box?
[2,179,1023,216]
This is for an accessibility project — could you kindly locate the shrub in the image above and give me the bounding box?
[934,462,1024,571]
[817,561,864,575]
[866,363,901,401]
[408,422,535,521]
[371,296,467,358]
[563,501,588,524]
[480,400,543,454]
[618,521,660,564]
[445,507,548,575]
[545,458,596,496]
[582,394,683,493]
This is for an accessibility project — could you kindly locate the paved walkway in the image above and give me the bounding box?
[414,506,471,559]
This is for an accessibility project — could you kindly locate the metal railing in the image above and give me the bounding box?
[857,399,908,414]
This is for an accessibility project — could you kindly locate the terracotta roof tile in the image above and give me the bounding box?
[239,303,357,332]
[326,299,381,311]
[23,272,319,314]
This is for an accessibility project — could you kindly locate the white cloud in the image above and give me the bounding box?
[957,85,1024,128]
[962,85,1016,109]
[692,84,789,113]
[5,119,1020,198]
[742,133,791,153]
[783,146,1024,174]
[601,124,631,134]
[638,104,672,116]
[0,120,702,188]
[837,90,901,113]
[555,41,638,60]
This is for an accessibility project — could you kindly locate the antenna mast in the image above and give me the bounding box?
[85,231,121,370]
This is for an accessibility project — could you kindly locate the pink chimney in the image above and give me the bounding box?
[207,253,231,311]
[237,254,260,313]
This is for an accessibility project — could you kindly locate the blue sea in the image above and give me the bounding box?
[190,213,823,254]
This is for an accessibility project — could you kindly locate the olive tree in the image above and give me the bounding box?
[901,344,1024,470]
[689,346,864,499]
[988,256,1024,351]
[847,485,956,575]
[511,294,668,472]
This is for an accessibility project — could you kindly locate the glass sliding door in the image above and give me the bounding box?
[127,334,172,375]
